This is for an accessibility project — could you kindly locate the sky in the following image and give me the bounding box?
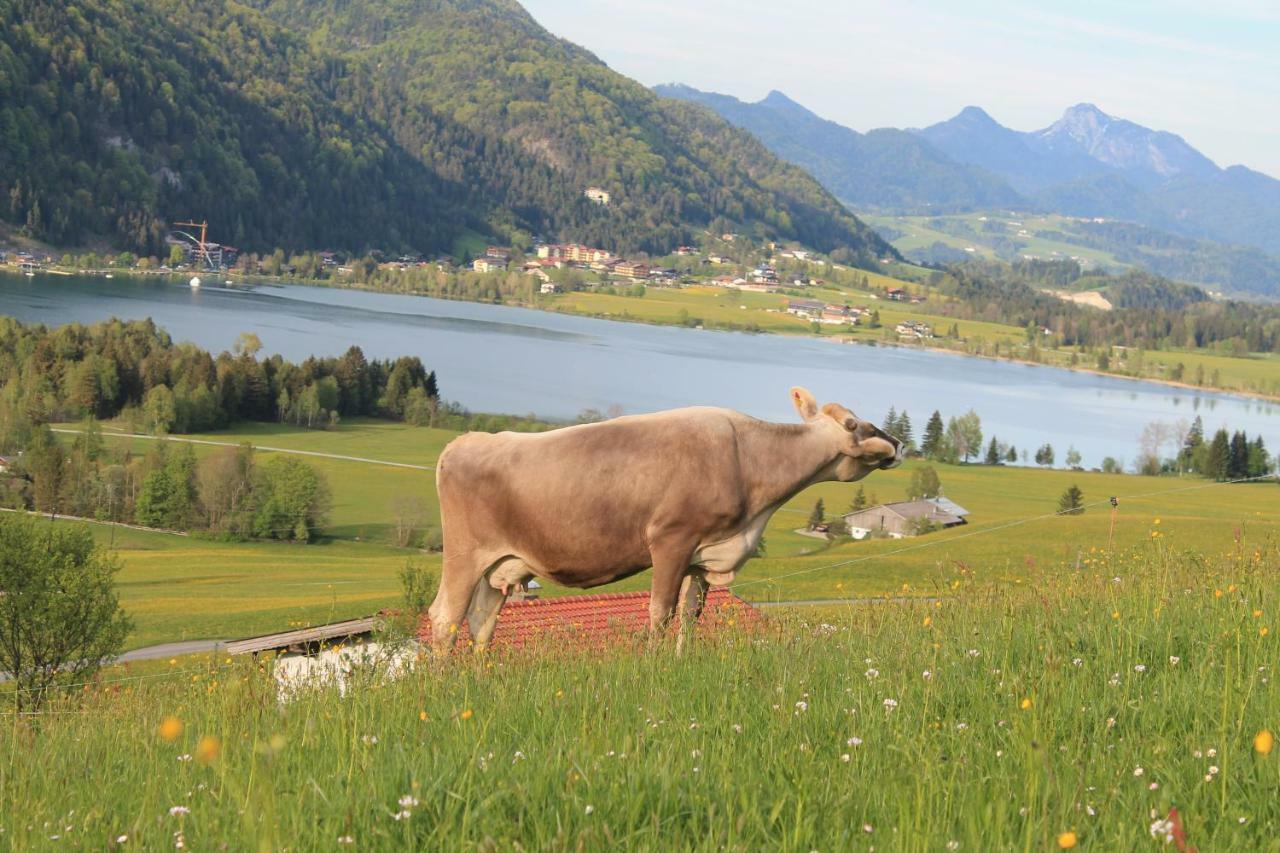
[521,0,1280,178]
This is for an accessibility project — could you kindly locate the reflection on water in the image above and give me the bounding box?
[1,271,1276,468]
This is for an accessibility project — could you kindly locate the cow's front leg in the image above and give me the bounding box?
[675,569,709,657]
[466,580,509,652]
[648,542,698,633]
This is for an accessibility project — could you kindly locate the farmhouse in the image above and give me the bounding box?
[786,298,825,319]
[540,281,561,294]
[886,288,908,302]
[843,498,968,539]
[584,186,611,205]
[895,319,933,339]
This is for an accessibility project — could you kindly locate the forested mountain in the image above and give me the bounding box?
[0,0,890,262]
[654,86,1022,212]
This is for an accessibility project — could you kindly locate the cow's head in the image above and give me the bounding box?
[791,387,904,481]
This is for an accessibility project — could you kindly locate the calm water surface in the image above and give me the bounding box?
[2,272,1276,468]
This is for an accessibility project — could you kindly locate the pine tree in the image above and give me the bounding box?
[1204,429,1230,480]
[849,485,868,514]
[884,406,897,437]
[922,410,944,459]
[896,411,914,451]
[1228,431,1250,479]
[984,436,1001,465]
[1057,484,1085,515]
[807,498,825,531]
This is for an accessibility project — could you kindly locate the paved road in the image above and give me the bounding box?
[116,640,227,662]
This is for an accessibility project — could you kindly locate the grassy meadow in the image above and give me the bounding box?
[56,419,1280,652]
[2,535,1276,849]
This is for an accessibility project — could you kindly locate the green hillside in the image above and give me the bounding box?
[0,0,891,262]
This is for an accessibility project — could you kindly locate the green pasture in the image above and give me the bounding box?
[4,537,1277,849]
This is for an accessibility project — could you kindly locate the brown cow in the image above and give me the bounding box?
[428,387,903,652]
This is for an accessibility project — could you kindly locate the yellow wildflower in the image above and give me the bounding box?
[1020,698,1033,710]
[459,709,473,721]
[1261,627,1270,638]
[923,617,933,628]
[419,710,428,722]
[1057,831,1078,849]
[195,735,220,764]
[1254,730,1273,756]
[158,717,183,742]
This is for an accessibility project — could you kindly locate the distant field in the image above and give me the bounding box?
[64,419,1280,649]
[864,211,1126,269]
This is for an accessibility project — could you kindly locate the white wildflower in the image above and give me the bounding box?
[1150,819,1174,843]
[1169,656,1180,665]
[841,753,851,763]
[1086,805,1096,817]
[116,836,128,844]
[922,670,932,681]
[732,723,743,734]
[1134,664,1147,673]
[397,795,419,809]
[847,736,863,747]
[966,649,981,657]
[176,754,192,763]
[1133,766,1144,777]
[1072,658,1083,667]
[513,750,526,763]
[882,698,898,710]
[865,668,880,680]
[168,807,190,817]
[585,805,594,816]
[392,810,411,821]
[862,824,873,834]
[337,837,354,845]
[1208,765,1219,776]
[795,701,808,713]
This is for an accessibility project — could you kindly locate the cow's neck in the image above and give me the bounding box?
[740,422,842,516]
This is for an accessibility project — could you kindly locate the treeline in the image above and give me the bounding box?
[7,423,330,541]
[0,318,439,434]
[1157,417,1271,481]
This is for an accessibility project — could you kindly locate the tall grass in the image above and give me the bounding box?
[3,533,1276,850]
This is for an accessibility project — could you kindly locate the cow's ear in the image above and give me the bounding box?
[790,387,819,421]
[822,402,858,432]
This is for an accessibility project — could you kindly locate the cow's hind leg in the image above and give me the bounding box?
[675,569,709,657]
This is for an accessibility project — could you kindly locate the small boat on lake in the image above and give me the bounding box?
[189,276,201,288]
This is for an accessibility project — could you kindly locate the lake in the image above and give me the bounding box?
[3,272,1277,467]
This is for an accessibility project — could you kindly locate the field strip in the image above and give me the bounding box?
[52,428,437,471]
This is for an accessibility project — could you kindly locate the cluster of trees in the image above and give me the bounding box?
[0,319,440,434]
[919,409,984,464]
[7,422,331,542]
[916,260,1280,357]
[1177,418,1270,481]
